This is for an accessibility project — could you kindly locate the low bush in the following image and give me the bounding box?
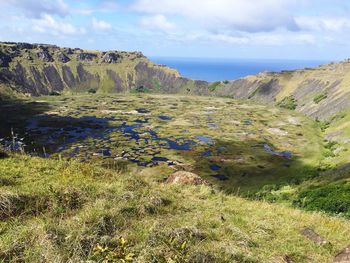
[88,88,97,94]
[313,92,327,104]
[294,181,350,217]
[278,96,298,110]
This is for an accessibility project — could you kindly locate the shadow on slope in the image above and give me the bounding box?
[0,98,115,156]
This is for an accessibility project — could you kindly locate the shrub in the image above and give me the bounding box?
[88,88,97,94]
[294,181,350,217]
[131,86,149,93]
[278,96,298,110]
[317,120,330,131]
[313,92,327,104]
[49,91,61,96]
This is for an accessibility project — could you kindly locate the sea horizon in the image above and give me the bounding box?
[150,56,332,82]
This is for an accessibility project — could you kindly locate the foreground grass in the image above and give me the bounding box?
[0,154,349,262]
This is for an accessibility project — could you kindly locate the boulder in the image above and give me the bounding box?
[334,245,350,263]
[165,171,208,186]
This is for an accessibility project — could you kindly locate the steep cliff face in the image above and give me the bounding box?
[0,42,208,97]
[214,61,350,120]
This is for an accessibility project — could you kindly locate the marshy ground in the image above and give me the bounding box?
[1,93,324,195]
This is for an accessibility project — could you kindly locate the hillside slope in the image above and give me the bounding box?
[214,61,350,120]
[0,153,349,263]
[0,42,208,97]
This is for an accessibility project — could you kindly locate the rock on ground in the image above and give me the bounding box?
[165,171,208,186]
[300,228,329,246]
[334,245,350,263]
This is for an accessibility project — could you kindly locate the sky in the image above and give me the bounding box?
[1,0,350,60]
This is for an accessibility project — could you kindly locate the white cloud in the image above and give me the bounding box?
[3,0,69,18]
[167,30,315,46]
[92,17,112,31]
[75,0,119,15]
[32,14,86,36]
[296,17,350,33]
[132,0,298,33]
[139,14,176,31]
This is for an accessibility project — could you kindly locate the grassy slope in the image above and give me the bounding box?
[0,154,349,263]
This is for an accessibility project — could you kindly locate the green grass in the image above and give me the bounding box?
[0,153,349,262]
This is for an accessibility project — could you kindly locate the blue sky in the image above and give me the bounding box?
[1,0,350,60]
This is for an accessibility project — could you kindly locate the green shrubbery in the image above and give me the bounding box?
[49,91,61,96]
[317,119,330,131]
[88,88,97,94]
[313,92,327,104]
[278,96,298,110]
[322,140,339,158]
[131,85,150,93]
[294,181,350,217]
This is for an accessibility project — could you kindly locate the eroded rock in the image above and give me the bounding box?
[165,171,208,186]
[77,52,97,61]
[101,52,120,63]
[37,50,53,62]
[57,53,70,63]
[0,51,12,67]
[334,245,350,263]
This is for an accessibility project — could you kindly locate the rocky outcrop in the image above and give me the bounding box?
[58,53,70,63]
[101,52,119,63]
[0,51,12,67]
[77,52,97,61]
[37,49,53,62]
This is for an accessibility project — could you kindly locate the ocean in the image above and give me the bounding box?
[150,57,330,82]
